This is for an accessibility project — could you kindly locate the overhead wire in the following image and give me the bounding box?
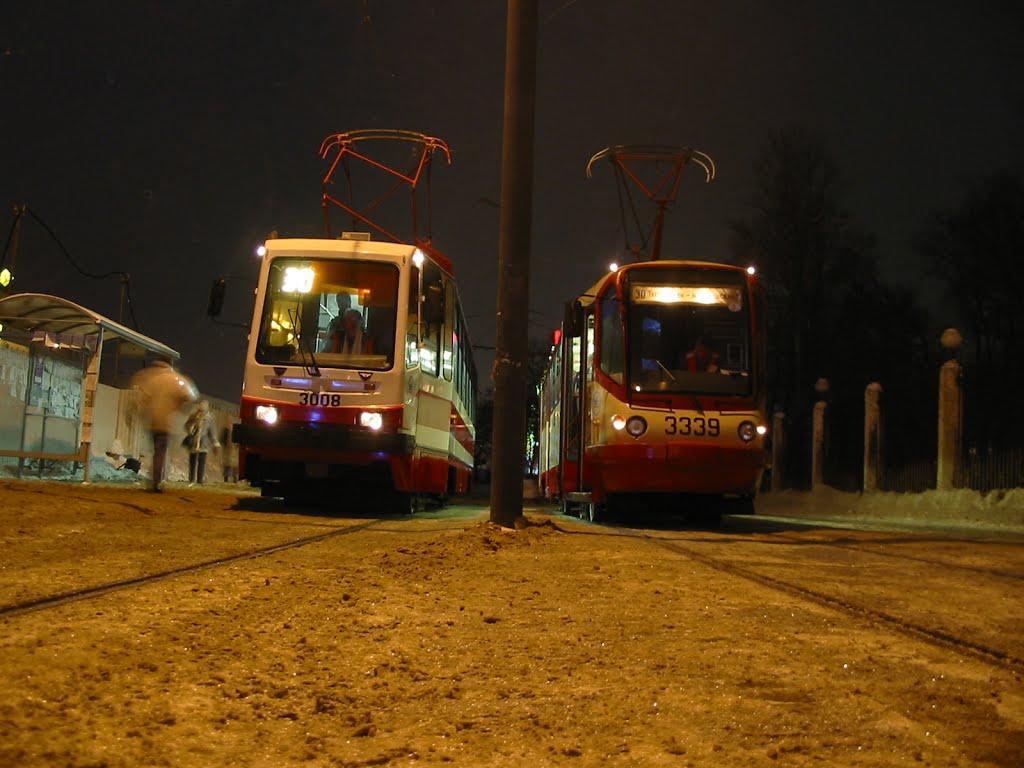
[2,206,142,331]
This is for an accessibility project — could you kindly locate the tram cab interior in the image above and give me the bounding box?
[254,258,401,372]
[620,281,753,397]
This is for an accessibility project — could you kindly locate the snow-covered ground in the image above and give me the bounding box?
[4,457,1023,534]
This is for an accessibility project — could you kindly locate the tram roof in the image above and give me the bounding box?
[578,259,752,301]
[265,237,455,276]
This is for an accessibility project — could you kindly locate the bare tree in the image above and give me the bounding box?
[730,128,869,411]
[915,172,1024,447]
[730,127,930,487]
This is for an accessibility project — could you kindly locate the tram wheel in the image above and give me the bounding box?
[392,492,421,515]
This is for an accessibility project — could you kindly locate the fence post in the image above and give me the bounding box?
[937,328,963,491]
[812,378,829,489]
[863,382,883,492]
[771,410,785,491]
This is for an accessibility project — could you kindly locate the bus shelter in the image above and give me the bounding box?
[0,293,179,481]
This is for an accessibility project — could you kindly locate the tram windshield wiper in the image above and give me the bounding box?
[654,359,676,382]
[288,307,321,377]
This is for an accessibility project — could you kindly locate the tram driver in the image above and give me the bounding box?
[329,308,373,354]
[685,335,720,373]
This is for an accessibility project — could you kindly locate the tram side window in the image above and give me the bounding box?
[443,280,455,381]
[410,261,444,377]
[598,285,624,383]
[406,266,420,367]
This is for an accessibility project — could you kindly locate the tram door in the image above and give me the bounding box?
[559,301,592,496]
[560,303,594,496]
[579,311,595,492]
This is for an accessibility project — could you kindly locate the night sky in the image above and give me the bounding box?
[2,1,1021,402]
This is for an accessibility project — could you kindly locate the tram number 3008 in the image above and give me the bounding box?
[299,392,343,407]
[664,415,720,437]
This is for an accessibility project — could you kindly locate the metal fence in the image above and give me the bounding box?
[960,447,1024,493]
[881,449,1024,494]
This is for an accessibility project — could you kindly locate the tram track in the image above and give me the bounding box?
[0,519,384,621]
[621,527,1024,674]
[763,531,1024,582]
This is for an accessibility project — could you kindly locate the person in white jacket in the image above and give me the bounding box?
[183,400,220,485]
[129,358,198,492]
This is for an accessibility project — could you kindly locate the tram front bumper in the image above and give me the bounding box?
[587,442,765,496]
[233,422,415,455]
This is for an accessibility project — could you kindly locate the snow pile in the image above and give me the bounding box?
[0,448,193,485]
[759,486,1024,532]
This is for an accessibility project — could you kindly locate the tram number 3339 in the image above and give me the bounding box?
[664,415,720,437]
[299,392,343,407]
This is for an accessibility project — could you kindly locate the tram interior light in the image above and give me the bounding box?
[256,405,279,425]
[359,411,383,431]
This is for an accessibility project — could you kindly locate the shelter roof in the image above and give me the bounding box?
[0,292,179,360]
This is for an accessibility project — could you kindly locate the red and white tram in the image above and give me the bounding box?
[233,235,476,510]
[229,131,476,510]
[538,259,768,524]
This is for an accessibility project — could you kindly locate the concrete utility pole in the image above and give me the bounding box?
[490,0,538,528]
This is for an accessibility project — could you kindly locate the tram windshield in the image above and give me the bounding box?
[622,268,752,396]
[255,257,399,370]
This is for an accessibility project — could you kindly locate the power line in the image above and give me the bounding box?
[1,205,141,331]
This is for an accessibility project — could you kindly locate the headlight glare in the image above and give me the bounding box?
[255,405,279,425]
[360,411,383,431]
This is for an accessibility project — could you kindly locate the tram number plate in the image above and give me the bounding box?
[299,392,343,407]
[664,416,720,437]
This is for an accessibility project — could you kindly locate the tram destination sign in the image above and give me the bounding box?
[630,284,743,310]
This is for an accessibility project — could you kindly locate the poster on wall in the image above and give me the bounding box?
[0,340,29,403]
[28,353,84,420]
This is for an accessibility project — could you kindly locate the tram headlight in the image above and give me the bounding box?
[625,416,647,437]
[359,411,383,431]
[737,420,759,443]
[611,414,626,431]
[255,405,279,425]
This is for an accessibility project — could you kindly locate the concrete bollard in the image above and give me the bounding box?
[937,329,963,491]
[771,410,785,492]
[812,378,829,489]
[863,382,883,492]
